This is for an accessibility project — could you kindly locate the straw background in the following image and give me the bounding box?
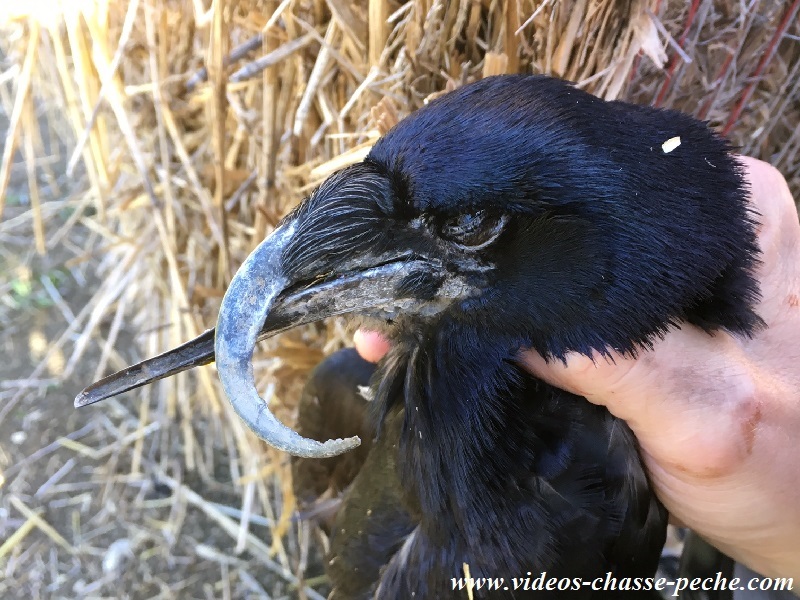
[1,0,798,597]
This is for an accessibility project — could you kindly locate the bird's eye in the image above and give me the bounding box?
[440,211,507,250]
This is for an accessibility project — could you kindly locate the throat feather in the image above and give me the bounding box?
[372,338,537,522]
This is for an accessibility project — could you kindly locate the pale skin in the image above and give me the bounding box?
[354,157,800,582]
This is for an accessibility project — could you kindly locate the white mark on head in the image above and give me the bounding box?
[662,136,681,153]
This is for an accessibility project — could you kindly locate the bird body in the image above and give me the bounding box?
[304,349,665,599]
[76,75,761,599]
[292,348,377,532]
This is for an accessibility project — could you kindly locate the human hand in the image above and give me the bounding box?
[354,157,800,581]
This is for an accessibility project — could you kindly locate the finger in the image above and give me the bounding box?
[519,327,759,481]
[353,329,391,363]
[737,157,800,321]
[737,156,798,256]
[520,156,791,470]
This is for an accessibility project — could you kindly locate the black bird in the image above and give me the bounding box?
[76,75,762,598]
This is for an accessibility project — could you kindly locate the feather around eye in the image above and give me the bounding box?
[440,212,508,250]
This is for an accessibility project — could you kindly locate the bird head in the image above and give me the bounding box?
[76,75,761,461]
[211,159,520,457]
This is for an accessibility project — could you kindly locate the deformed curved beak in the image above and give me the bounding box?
[215,221,354,458]
[75,212,440,458]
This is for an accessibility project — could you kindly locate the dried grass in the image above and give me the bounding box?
[1,0,798,597]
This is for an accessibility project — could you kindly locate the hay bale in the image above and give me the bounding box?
[1,0,798,594]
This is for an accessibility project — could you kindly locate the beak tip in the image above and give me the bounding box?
[74,388,100,408]
[318,435,361,458]
[289,434,361,458]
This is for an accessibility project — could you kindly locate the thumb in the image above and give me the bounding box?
[353,329,392,363]
[518,349,641,416]
[518,328,759,479]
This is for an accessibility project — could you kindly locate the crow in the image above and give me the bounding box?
[76,74,762,598]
